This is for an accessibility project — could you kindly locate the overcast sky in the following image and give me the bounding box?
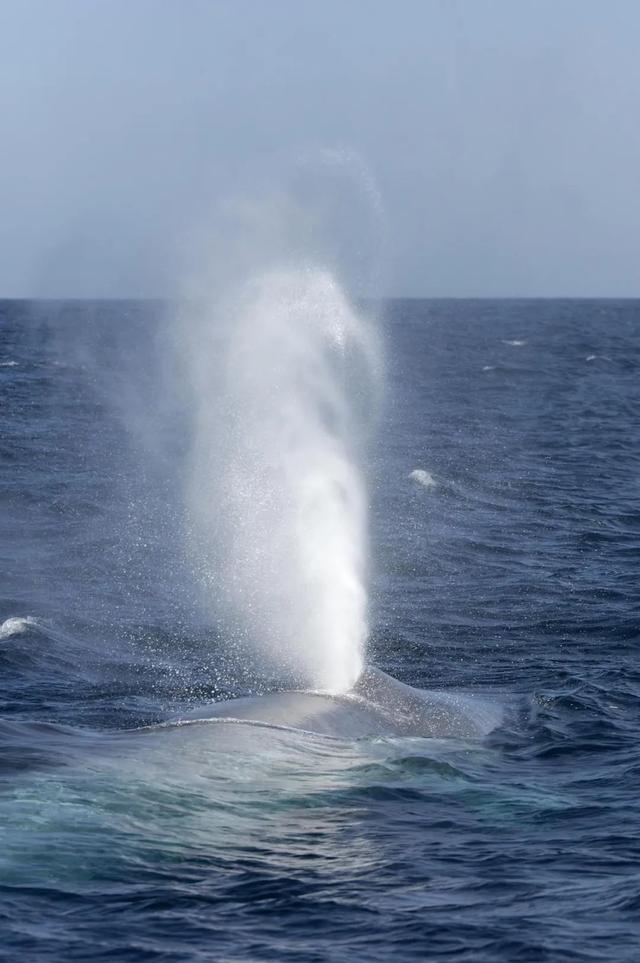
[2,0,640,297]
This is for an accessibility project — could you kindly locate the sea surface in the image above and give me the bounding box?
[1,299,639,961]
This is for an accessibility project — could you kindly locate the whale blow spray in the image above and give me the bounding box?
[185,266,380,693]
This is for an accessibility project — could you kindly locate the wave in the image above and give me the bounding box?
[409,469,437,490]
[0,616,42,640]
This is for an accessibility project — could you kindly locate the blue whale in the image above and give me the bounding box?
[178,666,502,740]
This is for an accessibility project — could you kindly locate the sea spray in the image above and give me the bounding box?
[184,267,380,693]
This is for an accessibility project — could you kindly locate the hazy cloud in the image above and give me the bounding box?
[1,0,639,296]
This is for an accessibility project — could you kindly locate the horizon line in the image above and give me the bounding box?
[3,294,640,302]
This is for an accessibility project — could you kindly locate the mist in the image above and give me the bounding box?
[2,0,640,297]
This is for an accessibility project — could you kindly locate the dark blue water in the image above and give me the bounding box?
[1,299,639,961]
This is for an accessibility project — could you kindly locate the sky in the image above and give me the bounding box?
[1,0,640,297]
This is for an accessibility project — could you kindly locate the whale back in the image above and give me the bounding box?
[179,666,502,740]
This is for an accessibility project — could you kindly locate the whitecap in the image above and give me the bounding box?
[482,365,495,372]
[0,360,18,367]
[409,469,437,489]
[0,616,40,640]
[501,339,527,347]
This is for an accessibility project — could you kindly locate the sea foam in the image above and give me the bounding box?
[0,616,40,640]
[409,468,437,489]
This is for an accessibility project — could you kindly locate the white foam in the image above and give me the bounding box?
[0,360,18,367]
[409,469,437,489]
[502,339,527,347]
[482,365,495,372]
[0,616,39,640]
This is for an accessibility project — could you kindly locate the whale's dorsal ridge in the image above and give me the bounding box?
[178,665,502,740]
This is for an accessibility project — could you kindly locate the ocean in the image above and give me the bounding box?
[1,298,639,961]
